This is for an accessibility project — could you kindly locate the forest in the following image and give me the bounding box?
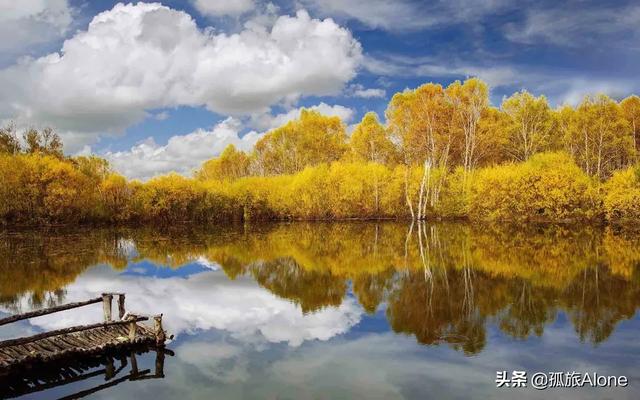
[1,77,640,225]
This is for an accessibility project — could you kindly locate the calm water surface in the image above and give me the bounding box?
[0,222,638,399]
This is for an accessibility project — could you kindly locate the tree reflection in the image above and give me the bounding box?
[1,222,639,354]
[249,257,346,313]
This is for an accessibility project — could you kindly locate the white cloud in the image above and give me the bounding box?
[250,103,355,132]
[104,102,355,180]
[2,266,363,347]
[536,78,635,106]
[362,53,640,107]
[301,0,509,32]
[346,83,386,98]
[153,111,170,121]
[105,117,262,181]
[504,5,640,47]
[0,3,362,152]
[364,54,517,88]
[192,0,255,17]
[352,88,385,98]
[0,0,74,57]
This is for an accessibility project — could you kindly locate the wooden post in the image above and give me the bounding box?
[118,294,126,320]
[130,352,139,375]
[153,314,166,346]
[155,350,165,378]
[105,356,115,380]
[128,318,137,341]
[102,294,113,322]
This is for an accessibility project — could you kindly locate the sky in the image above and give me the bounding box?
[0,0,639,180]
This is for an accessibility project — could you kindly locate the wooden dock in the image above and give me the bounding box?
[0,293,168,372]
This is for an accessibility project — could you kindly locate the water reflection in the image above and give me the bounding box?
[1,222,639,351]
[0,222,639,399]
[0,345,170,399]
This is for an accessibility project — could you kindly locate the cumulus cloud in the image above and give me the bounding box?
[250,103,355,132]
[0,0,74,58]
[0,2,362,152]
[191,0,255,17]
[3,266,362,347]
[105,117,262,181]
[104,102,354,180]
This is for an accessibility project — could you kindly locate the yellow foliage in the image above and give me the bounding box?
[348,112,398,165]
[603,166,640,221]
[253,109,347,175]
[4,80,640,225]
[501,91,554,161]
[196,144,250,181]
[469,152,601,222]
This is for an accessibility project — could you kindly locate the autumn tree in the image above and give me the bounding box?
[74,156,111,182]
[99,173,133,221]
[349,112,398,165]
[620,95,640,155]
[23,127,64,158]
[196,144,250,181]
[252,109,347,175]
[501,91,554,161]
[475,107,510,165]
[561,95,633,179]
[386,83,455,218]
[446,78,490,171]
[0,123,21,154]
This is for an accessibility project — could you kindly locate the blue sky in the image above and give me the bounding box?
[1,0,638,179]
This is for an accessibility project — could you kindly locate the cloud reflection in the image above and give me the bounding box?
[5,265,362,347]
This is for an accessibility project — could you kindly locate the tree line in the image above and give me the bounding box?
[2,77,640,225]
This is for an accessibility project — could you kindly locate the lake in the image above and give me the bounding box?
[0,222,638,399]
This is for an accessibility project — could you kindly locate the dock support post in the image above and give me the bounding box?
[128,318,137,342]
[130,352,139,375]
[105,356,115,380]
[153,314,166,346]
[155,350,165,377]
[102,294,113,322]
[117,294,126,320]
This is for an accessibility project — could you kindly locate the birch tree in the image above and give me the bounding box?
[620,95,640,156]
[562,95,633,179]
[446,78,489,172]
[501,91,554,161]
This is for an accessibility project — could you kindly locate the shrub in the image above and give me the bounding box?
[603,166,640,221]
[469,152,601,222]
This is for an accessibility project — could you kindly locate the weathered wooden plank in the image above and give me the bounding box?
[0,317,148,349]
[0,297,103,326]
